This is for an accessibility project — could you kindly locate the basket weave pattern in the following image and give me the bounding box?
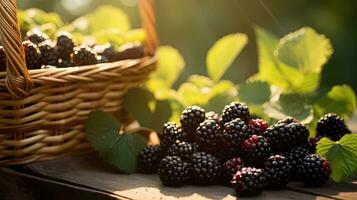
[0,0,158,165]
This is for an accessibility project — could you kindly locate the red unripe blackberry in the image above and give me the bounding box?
[56,31,75,58]
[283,146,309,181]
[158,156,190,187]
[297,154,331,186]
[222,157,244,184]
[264,155,291,189]
[240,135,271,167]
[23,41,42,69]
[221,102,250,125]
[137,145,162,174]
[38,40,59,66]
[231,167,266,196]
[180,105,206,134]
[26,29,49,45]
[316,113,351,141]
[248,118,268,135]
[191,152,222,185]
[117,42,145,60]
[195,119,222,152]
[167,141,196,161]
[73,46,98,66]
[161,122,187,150]
[222,118,250,149]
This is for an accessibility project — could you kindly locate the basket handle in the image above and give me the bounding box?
[0,0,158,98]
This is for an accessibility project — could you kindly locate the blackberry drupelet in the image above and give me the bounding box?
[240,135,271,167]
[73,46,98,66]
[23,41,42,69]
[264,155,291,189]
[231,167,266,196]
[117,42,145,60]
[137,145,162,174]
[94,43,119,62]
[278,117,298,124]
[161,122,187,150]
[316,113,351,141]
[222,157,244,184]
[221,102,250,125]
[191,152,221,185]
[222,118,250,149]
[195,119,222,152]
[180,105,206,134]
[56,31,75,58]
[298,154,331,186]
[167,141,196,161]
[248,118,268,135]
[26,29,48,44]
[283,146,309,181]
[38,41,58,66]
[158,156,190,187]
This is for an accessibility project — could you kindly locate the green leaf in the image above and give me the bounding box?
[263,93,313,123]
[238,81,271,105]
[152,46,185,86]
[187,75,214,88]
[275,27,333,73]
[207,33,248,82]
[177,82,209,106]
[124,29,146,43]
[85,110,147,173]
[317,134,357,183]
[203,81,238,113]
[314,85,356,118]
[93,29,125,46]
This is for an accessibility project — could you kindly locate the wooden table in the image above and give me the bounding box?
[1,115,357,200]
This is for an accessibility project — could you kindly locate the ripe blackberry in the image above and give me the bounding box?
[205,111,220,123]
[94,43,119,62]
[283,146,309,181]
[26,29,48,44]
[158,156,190,187]
[308,136,322,154]
[167,141,196,161]
[137,145,162,174]
[212,145,237,163]
[231,167,266,196]
[23,41,42,69]
[240,135,271,167]
[248,118,268,135]
[222,118,250,149]
[56,31,75,58]
[195,119,222,152]
[221,102,250,125]
[0,46,6,71]
[316,113,351,141]
[180,105,206,134]
[278,117,298,124]
[290,123,310,147]
[73,46,98,66]
[117,42,145,60]
[298,154,331,186]
[264,155,291,189]
[161,122,187,150]
[97,55,109,63]
[222,157,244,184]
[38,41,58,66]
[191,152,221,185]
[57,58,73,68]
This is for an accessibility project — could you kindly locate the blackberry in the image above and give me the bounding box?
[137,145,162,173]
[308,136,322,154]
[117,42,145,60]
[290,123,310,147]
[180,105,205,134]
[167,141,196,161]
[316,113,351,141]
[158,156,190,187]
[248,118,268,135]
[73,46,98,66]
[57,58,73,68]
[191,152,221,185]
[56,31,75,58]
[222,157,244,184]
[264,155,291,189]
[221,102,250,125]
[161,122,187,150]
[283,146,309,181]
[94,43,119,62]
[231,167,266,196]
[278,117,298,124]
[222,118,250,149]
[240,135,271,167]
[26,29,48,44]
[212,145,237,163]
[195,119,222,152]
[23,41,42,69]
[0,46,6,71]
[298,154,331,186]
[205,111,220,123]
[38,41,59,66]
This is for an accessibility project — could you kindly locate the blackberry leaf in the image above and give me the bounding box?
[238,81,271,105]
[85,110,147,173]
[316,134,357,183]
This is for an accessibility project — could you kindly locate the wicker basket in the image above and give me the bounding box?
[0,0,158,165]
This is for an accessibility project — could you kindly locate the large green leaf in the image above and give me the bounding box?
[275,27,333,73]
[314,85,356,118]
[177,82,209,106]
[89,5,130,33]
[152,46,185,86]
[85,110,147,173]
[317,134,357,183]
[238,81,271,105]
[207,33,248,82]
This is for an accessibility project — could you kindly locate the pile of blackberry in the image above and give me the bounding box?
[0,30,145,71]
[137,102,341,197]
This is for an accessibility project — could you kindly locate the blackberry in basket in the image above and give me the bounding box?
[316,113,351,141]
[221,102,250,125]
[23,41,42,69]
[38,41,59,66]
[94,43,120,62]
[137,145,162,174]
[56,31,75,58]
[117,42,145,60]
[26,29,49,45]
[158,156,190,187]
[73,46,98,66]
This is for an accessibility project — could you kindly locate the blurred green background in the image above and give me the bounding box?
[17,0,357,91]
